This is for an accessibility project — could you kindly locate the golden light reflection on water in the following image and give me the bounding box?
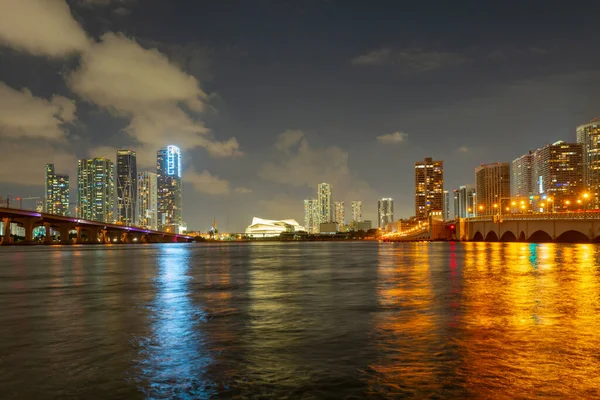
[460,242,600,398]
[370,243,441,396]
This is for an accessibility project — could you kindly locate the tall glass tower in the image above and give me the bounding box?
[577,119,600,208]
[116,150,137,226]
[137,171,158,230]
[317,183,332,223]
[378,198,394,228]
[157,145,182,232]
[77,158,114,223]
[45,164,70,216]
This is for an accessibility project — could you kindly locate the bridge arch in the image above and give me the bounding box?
[555,230,589,243]
[528,230,553,243]
[518,231,526,242]
[485,231,499,242]
[472,231,484,241]
[500,231,517,242]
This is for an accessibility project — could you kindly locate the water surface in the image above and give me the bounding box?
[1,242,600,398]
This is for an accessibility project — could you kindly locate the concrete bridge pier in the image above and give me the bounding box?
[59,224,72,244]
[1,217,12,245]
[21,218,37,244]
[43,223,53,245]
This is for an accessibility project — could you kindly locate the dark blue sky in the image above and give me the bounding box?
[1,0,600,231]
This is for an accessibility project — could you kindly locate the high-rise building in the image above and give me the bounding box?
[414,157,444,220]
[317,183,332,223]
[576,119,600,208]
[157,145,182,232]
[475,162,510,216]
[442,190,450,220]
[378,198,394,228]
[531,141,583,211]
[77,158,114,223]
[453,184,476,218]
[44,164,70,216]
[116,150,137,226]
[334,201,345,227]
[351,201,362,223]
[303,199,319,234]
[137,171,158,230]
[511,151,533,199]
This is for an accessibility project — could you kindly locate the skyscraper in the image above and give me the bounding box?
[378,198,394,228]
[44,164,70,216]
[116,150,137,226]
[511,151,533,200]
[576,119,600,208]
[351,201,362,223]
[157,145,182,232]
[303,199,319,234]
[442,190,450,220]
[532,141,583,211]
[453,184,476,218]
[137,171,158,230]
[77,158,114,223]
[317,183,332,223]
[475,162,510,216]
[414,157,444,220]
[334,201,345,227]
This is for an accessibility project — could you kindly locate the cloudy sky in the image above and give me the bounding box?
[1,0,600,231]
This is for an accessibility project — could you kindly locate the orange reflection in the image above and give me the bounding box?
[461,243,600,397]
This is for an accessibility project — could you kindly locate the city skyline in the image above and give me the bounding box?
[3,2,600,231]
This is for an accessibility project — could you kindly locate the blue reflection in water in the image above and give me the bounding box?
[137,246,215,399]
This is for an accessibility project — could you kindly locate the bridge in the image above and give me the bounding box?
[0,207,194,245]
[458,212,600,243]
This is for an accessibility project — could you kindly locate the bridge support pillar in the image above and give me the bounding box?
[43,223,53,244]
[1,217,12,245]
[121,231,131,244]
[101,229,109,244]
[86,227,101,244]
[22,218,35,244]
[75,226,83,244]
[60,224,71,244]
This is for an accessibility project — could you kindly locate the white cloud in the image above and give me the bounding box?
[274,129,305,151]
[0,0,90,57]
[457,146,469,153]
[184,169,231,195]
[352,48,466,74]
[351,48,392,66]
[376,131,407,144]
[234,187,252,194]
[259,130,377,207]
[0,141,77,186]
[68,32,241,157]
[0,82,76,140]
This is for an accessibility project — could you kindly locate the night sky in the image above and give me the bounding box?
[1,0,600,231]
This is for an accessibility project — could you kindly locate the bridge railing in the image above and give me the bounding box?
[467,211,600,222]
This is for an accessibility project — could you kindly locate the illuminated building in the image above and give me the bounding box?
[378,198,394,228]
[157,145,182,232]
[453,184,475,218]
[351,201,362,223]
[414,157,444,220]
[576,119,600,208]
[511,151,533,198]
[137,171,158,230]
[334,201,345,227]
[245,217,305,238]
[442,190,450,220]
[44,164,70,216]
[317,183,332,224]
[532,141,583,211]
[77,158,114,223]
[475,162,510,216]
[303,199,319,233]
[116,150,137,226]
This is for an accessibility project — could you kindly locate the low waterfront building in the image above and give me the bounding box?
[245,217,305,238]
